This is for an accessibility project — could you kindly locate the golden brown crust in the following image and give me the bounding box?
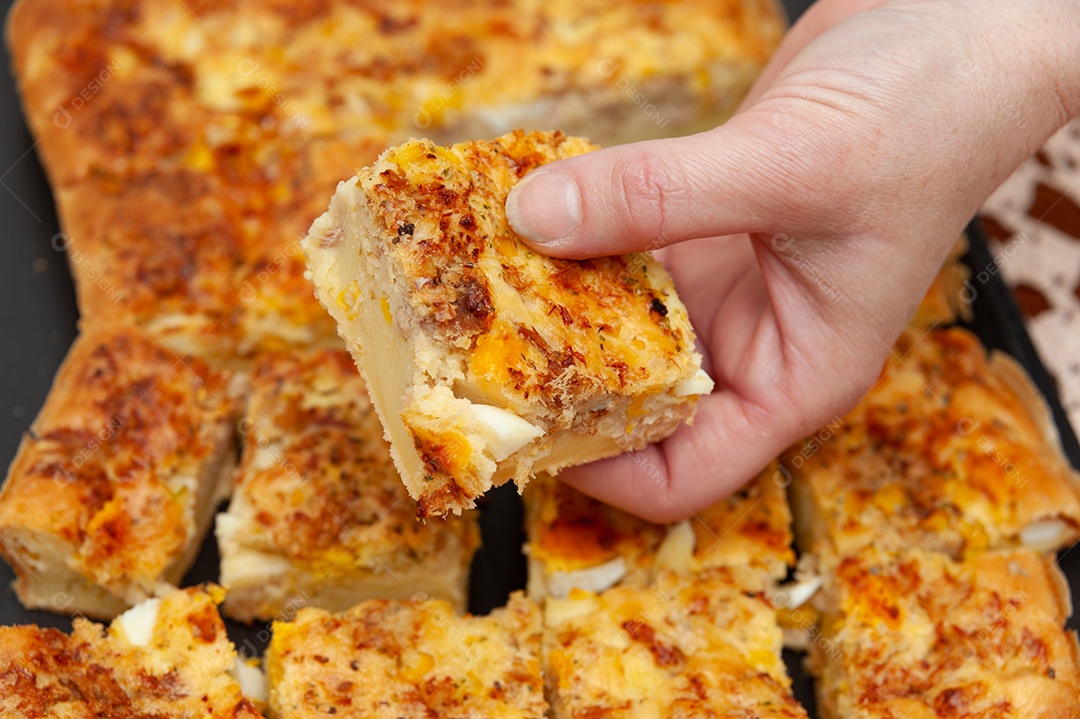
[7,0,783,361]
[526,472,666,575]
[53,161,346,363]
[692,462,795,579]
[219,347,478,621]
[525,464,793,596]
[370,133,697,408]
[54,171,244,358]
[543,571,807,719]
[0,586,264,719]
[267,592,546,719]
[6,0,206,187]
[785,327,1080,560]
[305,131,708,517]
[0,326,243,611]
[7,0,783,186]
[815,548,1080,719]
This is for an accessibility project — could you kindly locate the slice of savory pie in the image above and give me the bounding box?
[524,465,793,599]
[0,585,265,718]
[811,547,1080,719]
[216,348,479,623]
[267,592,546,719]
[0,326,244,619]
[785,327,1080,562]
[304,130,713,517]
[543,570,808,719]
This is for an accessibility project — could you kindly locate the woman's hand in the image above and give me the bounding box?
[505,0,1080,521]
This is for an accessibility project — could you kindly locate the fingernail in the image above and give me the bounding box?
[505,171,581,244]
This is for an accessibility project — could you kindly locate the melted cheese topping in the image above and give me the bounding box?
[371,133,700,405]
[8,0,783,361]
[819,547,1080,719]
[218,347,478,621]
[304,131,711,516]
[0,586,262,719]
[785,327,1080,561]
[228,348,477,569]
[127,0,783,140]
[267,593,546,719]
[524,467,793,596]
[544,572,805,719]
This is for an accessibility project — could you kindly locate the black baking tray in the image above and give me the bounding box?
[0,0,1076,713]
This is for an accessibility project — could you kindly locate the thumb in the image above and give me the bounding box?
[504,126,795,258]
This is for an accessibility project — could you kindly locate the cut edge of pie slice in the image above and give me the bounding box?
[216,347,479,623]
[0,325,245,618]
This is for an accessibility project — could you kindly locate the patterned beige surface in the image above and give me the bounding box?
[982,119,1080,436]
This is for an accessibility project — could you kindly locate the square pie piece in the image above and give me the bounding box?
[216,348,478,623]
[813,547,1080,719]
[786,327,1080,562]
[0,585,265,718]
[0,326,244,619]
[304,130,712,516]
[543,571,808,719]
[524,464,793,599]
[267,592,546,719]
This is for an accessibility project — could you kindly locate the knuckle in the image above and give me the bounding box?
[614,153,684,246]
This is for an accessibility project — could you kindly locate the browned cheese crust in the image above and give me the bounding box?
[0,326,243,616]
[305,131,710,517]
[814,548,1080,719]
[267,592,546,719]
[785,327,1080,561]
[218,348,478,622]
[543,571,808,719]
[6,0,784,362]
[0,585,264,719]
[525,464,793,598]
[8,0,783,185]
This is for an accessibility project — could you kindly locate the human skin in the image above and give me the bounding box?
[505,0,1080,521]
